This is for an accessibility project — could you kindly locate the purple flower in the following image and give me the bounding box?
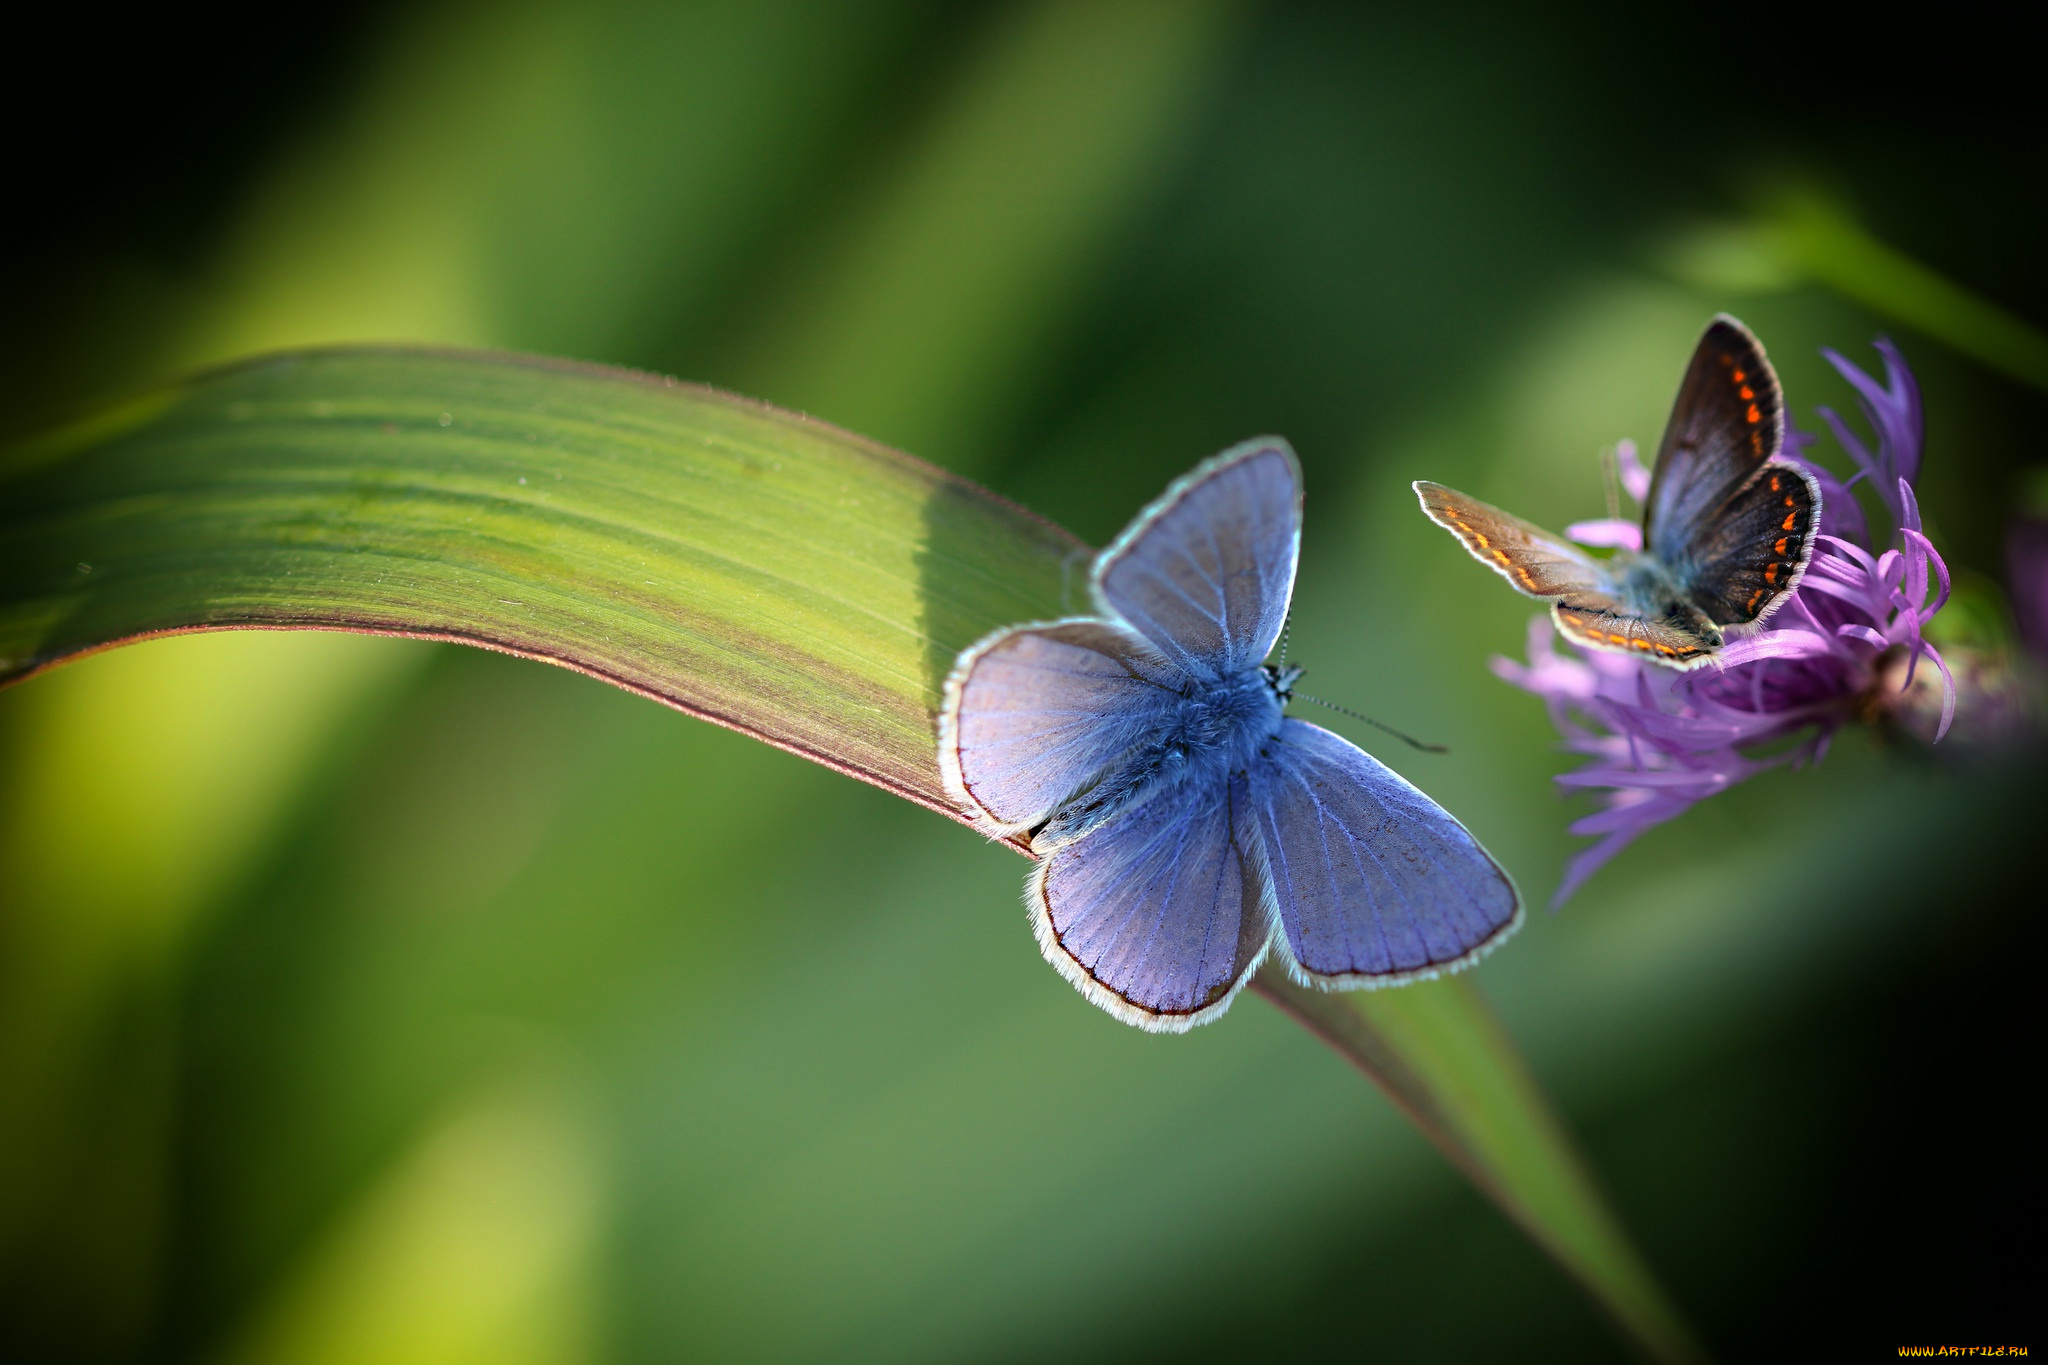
[1818,337,1921,532]
[1496,339,1956,905]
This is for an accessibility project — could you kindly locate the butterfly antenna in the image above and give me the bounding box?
[1276,614,1292,669]
[1601,444,1621,522]
[1294,693,1449,754]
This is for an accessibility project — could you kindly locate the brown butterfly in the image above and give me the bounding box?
[1416,315,1821,669]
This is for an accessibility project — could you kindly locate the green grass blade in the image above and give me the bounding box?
[0,348,1085,824]
[1765,190,2048,392]
[0,345,1699,1361]
[1258,973,1706,1365]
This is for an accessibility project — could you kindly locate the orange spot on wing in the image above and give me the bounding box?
[1746,589,1763,611]
[1740,385,1755,400]
[1775,537,1789,555]
[1782,511,1797,531]
[1770,474,1782,492]
[1765,564,1779,583]
[1656,644,1676,656]
[1732,367,1747,382]
[1746,404,1762,423]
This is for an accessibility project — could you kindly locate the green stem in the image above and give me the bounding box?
[1764,190,2048,392]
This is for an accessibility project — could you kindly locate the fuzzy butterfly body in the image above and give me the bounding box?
[939,439,1521,1032]
[1416,315,1822,668]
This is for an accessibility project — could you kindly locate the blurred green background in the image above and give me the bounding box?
[3,1,2040,1360]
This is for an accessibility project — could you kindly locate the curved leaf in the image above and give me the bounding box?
[0,347,1701,1363]
[0,348,1085,825]
[1257,973,1704,1364]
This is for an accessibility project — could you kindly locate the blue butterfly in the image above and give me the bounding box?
[939,439,1522,1032]
[1416,315,1822,668]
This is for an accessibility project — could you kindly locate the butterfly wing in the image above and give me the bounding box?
[1093,438,1301,682]
[1551,602,1721,666]
[1643,315,1785,555]
[1248,719,1520,985]
[1415,478,1728,667]
[1677,461,1823,627]
[1414,481,1613,601]
[1029,772,1272,1032]
[939,619,1187,838]
[1641,316,1822,629]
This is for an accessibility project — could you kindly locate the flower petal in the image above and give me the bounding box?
[1718,630,1836,666]
[1565,518,1643,551]
[1615,438,1652,504]
[1819,404,1881,485]
[1817,533,1882,576]
[1902,528,1951,622]
[1897,476,1923,534]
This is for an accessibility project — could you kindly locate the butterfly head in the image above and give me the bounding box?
[1261,662,1305,705]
